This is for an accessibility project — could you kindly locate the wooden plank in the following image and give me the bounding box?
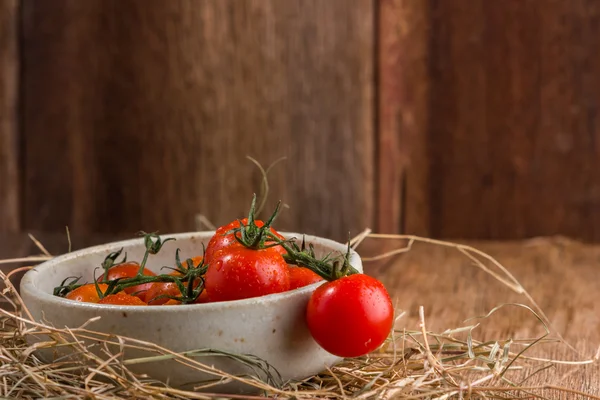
[428,0,600,241]
[0,0,19,232]
[377,0,430,235]
[20,0,374,242]
[428,0,489,239]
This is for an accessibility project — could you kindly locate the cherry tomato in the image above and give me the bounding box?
[156,256,208,305]
[288,266,324,290]
[144,282,181,305]
[97,262,156,298]
[144,267,206,304]
[204,218,286,263]
[98,292,148,306]
[194,287,210,303]
[205,247,290,302]
[65,283,108,303]
[147,283,208,305]
[306,274,394,358]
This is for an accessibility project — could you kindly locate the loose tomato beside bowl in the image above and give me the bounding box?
[19,231,364,394]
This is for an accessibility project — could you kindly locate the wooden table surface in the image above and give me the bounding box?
[1,233,599,398]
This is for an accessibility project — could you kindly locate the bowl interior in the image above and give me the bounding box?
[22,231,363,308]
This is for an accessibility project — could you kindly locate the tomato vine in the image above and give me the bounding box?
[54,195,362,304]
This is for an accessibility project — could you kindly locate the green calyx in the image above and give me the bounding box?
[138,231,175,275]
[275,234,359,281]
[228,194,287,251]
[230,195,360,281]
[100,248,127,282]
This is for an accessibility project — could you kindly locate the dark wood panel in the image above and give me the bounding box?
[21,0,374,242]
[377,0,430,235]
[0,0,19,232]
[428,0,600,241]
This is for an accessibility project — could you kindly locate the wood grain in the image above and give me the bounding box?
[17,0,600,242]
[427,0,600,241]
[20,0,374,242]
[361,236,600,397]
[2,233,598,395]
[377,0,430,236]
[0,0,19,232]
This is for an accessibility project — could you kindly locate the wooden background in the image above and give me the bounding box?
[1,0,600,243]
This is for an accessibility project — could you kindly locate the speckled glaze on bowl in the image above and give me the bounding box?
[20,232,363,392]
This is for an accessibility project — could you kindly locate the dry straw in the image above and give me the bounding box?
[0,230,599,399]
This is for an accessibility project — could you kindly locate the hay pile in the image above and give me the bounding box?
[0,231,598,399]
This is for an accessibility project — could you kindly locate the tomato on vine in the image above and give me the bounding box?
[98,292,148,306]
[144,282,181,305]
[194,288,210,303]
[144,256,207,304]
[97,262,156,298]
[144,278,204,305]
[306,274,394,358]
[149,281,208,304]
[65,283,109,303]
[204,218,286,263]
[176,256,204,274]
[288,266,323,290]
[205,247,290,302]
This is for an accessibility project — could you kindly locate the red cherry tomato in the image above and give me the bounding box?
[288,266,324,290]
[65,283,108,303]
[204,218,286,263]
[306,274,394,358]
[205,247,290,302]
[144,267,206,305]
[144,282,181,305]
[98,292,148,306]
[97,262,156,298]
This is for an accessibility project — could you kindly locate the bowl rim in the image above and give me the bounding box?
[20,231,363,313]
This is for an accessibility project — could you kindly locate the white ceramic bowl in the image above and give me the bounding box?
[20,232,363,393]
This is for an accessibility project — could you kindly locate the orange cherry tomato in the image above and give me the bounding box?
[194,287,210,303]
[98,292,148,306]
[65,283,108,303]
[97,262,156,299]
[288,266,324,290]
